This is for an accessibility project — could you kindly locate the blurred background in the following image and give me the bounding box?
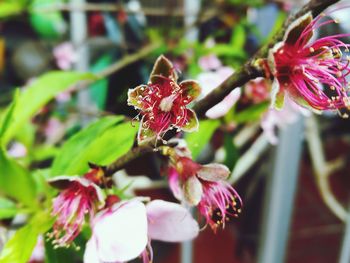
[1,0,350,263]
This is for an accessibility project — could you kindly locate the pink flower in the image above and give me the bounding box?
[53,42,77,70]
[128,55,200,144]
[197,66,241,118]
[244,77,270,104]
[29,235,44,263]
[261,96,310,144]
[7,142,27,158]
[84,199,148,263]
[168,157,242,232]
[48,172,105,248]
[84,199,198,263]
[268,12,350,114]
[198,54,222,71]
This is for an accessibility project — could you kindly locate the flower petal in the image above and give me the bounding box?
[205,88,241,119]
[84,238,101,263]
[146,200,199,242]
[183,176,203,206]
[284,12,313,45]
[197,163,230,182]
[179,80,201,102]
[168,168,183,201]
[137,116,157,145]
[48,176,105,208]
[48,176,90,189]
[92,200,148,262]
[127,85,149,110]
[270,79,285,110]
[150,55,178,83]
[181,109,199,133]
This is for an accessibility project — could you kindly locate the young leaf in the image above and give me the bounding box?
[51,116,137,176]
[0,148,36,207]
[0,197,18,219]
[0,212,54,263]
[0,71,97,145]
[185,119,220,159]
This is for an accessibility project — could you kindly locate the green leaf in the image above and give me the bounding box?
[185,119,220,159]
[223,133,239,171]
[0,71,97,145]
[0,90,19,140]
[230,24,246,50]
[0,148,36,207]
[0,197,18,219]
[233,102,269,124]
[29,0,67,39]
[51,116,137,176]
[0,212,54,263]
[0,0,26,19]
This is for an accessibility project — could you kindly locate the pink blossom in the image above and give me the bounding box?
[7,142,27,158]
[268,12,350,115]
[44,118,65,145]
[198,54,222,71]
[84,200,148,263]
[167,157,242,231]
[29,235,44,263]
[48,173,104,248]
[198,67,234,97]
[128,55,200,144]
[206,88,241,119]
[84,199,198,263]
[244,77,270,104]
[53,42,77,70]
[261,96,310,144]
[197,66,240,118]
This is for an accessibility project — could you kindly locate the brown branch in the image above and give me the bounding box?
[104,0,340,175]
[105,145,155,176]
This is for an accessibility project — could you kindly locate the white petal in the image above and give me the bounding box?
[84,239,101,263]
[146,200,199,242]
[92,200,148,262]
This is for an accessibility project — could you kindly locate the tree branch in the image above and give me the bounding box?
[105,0,341,175]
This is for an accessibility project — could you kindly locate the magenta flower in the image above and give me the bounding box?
[48,174,104,248]
[168,157,242,231]
[84,199,198,263]
[128,55,201,144]
[268,12,350,114]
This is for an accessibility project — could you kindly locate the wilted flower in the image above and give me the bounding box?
[84,198,198,263]
[48,169,105,248]
[168,156,242,232]
[268,12,350,115]
[128,55,200,145]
